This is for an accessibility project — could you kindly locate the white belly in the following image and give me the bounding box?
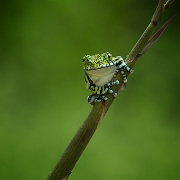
[86,66,116,87]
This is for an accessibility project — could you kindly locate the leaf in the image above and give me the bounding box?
[140,14,177,56]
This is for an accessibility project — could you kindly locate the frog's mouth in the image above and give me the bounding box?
[85,62,116,71]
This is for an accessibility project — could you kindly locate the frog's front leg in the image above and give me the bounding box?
[114,56,134,83]
[105,80,119,97]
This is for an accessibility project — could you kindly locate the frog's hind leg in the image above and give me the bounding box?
[87,80,120,105]
[87,92,115,105]
[87,94,108,105]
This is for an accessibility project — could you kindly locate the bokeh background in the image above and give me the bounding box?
[1,0,180,179]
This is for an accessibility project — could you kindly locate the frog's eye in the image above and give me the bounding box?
[106,52,112,59]
[82,55,88,62]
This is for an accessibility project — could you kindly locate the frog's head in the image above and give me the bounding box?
[82,52,114,70]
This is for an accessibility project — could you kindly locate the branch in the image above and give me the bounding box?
[46,1,176,179]
[47,103,105,180]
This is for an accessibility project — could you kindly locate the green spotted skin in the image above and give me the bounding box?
[82,52,133,104]
[82,52,122,70]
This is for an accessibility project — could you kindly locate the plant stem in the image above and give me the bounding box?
[47,103,105,180]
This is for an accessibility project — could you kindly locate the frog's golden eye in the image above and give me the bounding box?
[106,52,112,59]
[82,55,90,62]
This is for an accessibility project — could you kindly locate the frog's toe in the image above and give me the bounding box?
[101,95,108,101]
[123,79,127,83]
[113,92,117,97]
[108,89,113,94]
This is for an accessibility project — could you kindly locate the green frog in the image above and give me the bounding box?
[82,52,133,104]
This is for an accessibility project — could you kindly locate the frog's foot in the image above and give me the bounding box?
[87,94,108,105]
[107,80,119,86]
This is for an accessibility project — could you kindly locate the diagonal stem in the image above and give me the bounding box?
[47,103,105,180]
[126,0,165,64]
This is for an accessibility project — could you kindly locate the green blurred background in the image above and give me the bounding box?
[1,0,180,179]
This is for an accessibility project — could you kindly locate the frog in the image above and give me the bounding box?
[82,52,133,104]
